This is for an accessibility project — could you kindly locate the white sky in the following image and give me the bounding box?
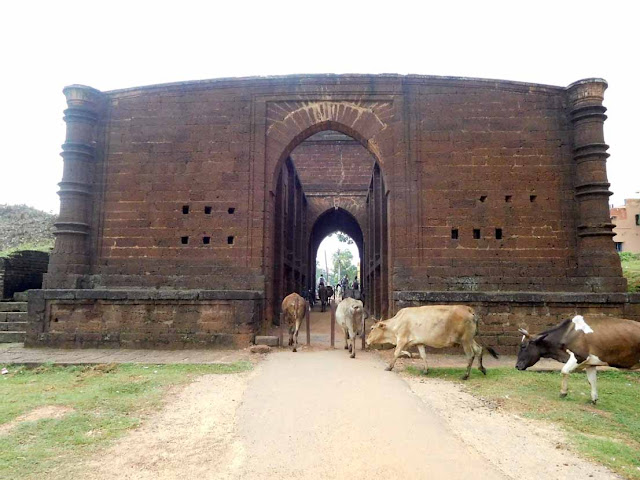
[317,234,361,277]
[1,0,637,217]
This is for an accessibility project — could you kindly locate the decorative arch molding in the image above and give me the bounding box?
[265,100,392,194]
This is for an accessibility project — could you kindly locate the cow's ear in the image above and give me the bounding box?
[534,332,548,343]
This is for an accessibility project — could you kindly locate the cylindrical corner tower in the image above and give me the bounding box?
[44,85,102,288]
[567,79,624,290]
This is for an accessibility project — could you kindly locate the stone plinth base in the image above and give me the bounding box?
[26,289,263,349]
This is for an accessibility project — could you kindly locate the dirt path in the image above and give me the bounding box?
[403,374,620,480]
[54,371,253,480]
[232,350,508,479]
[62,350,620,479]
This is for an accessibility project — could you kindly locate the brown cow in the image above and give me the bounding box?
[281,292,307,352]
[366,305,498,379]
[516,315,640,403]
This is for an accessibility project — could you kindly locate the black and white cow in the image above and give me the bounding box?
[516,315,640,403]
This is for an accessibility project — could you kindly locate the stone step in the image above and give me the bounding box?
[0,312,27,322]
[254,335,280,347]
[0,321,27,331]
[0,331,25,343]
[0,302,27,312]
[13,292,29,302]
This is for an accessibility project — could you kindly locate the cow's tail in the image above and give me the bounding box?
[483,345,500,359]
[472,309,499,359]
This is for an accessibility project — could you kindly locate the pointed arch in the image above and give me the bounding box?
[266,101,390,194]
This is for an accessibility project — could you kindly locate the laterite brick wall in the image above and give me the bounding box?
[0,251,49,299]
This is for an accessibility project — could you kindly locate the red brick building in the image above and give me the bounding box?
[28,74,638,350]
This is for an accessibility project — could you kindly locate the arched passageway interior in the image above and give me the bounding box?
[271,130,389,323]
[309,208,363,293]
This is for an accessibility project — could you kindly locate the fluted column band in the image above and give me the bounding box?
[47,85,103,286]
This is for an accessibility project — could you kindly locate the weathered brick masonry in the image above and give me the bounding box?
[28,74,634,351]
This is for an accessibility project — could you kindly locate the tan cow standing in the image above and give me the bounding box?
[366,305,499,379]
[281,292,307,352]
[335,297,365,358]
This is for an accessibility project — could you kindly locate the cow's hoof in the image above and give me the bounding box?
[293,348,297,353]
[422,369,429,375]
[591,399,598,405]
[344,345,348,350]
[384,366,393,371]
[350,353,355,359]
[559,392,568,398]
[348,345,352,353]
[461,374,469,381]
[480,367,487,376]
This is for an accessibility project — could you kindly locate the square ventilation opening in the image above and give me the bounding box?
[203,236,211,245]
[204,206,212,214]
[228,207,236,214]
[530,195,537,203]
[181,236,189,245]
[182,205,190,214]
[505,195,512,203]
[495,228,503,240]
[227,236,235,245]
[479,195,487,203]
[473,229,481,240]
[451,229,459,240]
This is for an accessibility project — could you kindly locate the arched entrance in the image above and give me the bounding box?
[269,126,390,330]
[308,207,364,295]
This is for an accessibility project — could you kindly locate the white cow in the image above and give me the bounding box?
[335,297,365,358]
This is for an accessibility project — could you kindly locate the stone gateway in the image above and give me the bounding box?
[27,74,638,350]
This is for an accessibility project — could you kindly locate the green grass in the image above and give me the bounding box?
[406,366,640,479]
[0,362,251,479]
[620,252,640,293]
[0,241,54,258]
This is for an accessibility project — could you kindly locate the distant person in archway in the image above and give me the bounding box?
[318,275,325,287]
[340,275,349,300]
[352,277,361,300]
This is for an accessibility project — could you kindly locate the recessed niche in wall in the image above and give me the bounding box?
[182,205,190,214]
[473,229,481,239]
[530,195,537,203]
[181,236,189,244]
[451,229,459,240]
[203,236,211,244]
[479,195,487,203]
[505,195,512,203]
[228,207,236,214]
[204,206,212,214]
[495,228,503,240]
[227,236,235,245]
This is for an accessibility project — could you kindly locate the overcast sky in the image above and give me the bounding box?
[1,1,637,266]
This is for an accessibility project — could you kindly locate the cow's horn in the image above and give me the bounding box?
[518,328,531,338]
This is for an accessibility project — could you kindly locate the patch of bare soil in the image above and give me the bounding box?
[402,373,621,480]
[0,405,74,436]
[53,371,254,480]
